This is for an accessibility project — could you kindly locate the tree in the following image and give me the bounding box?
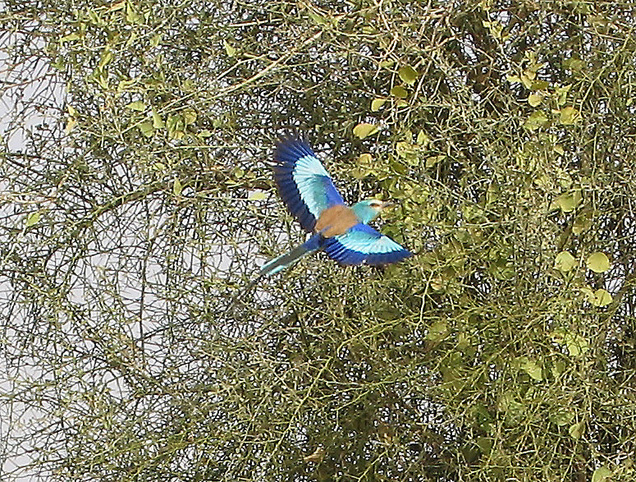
[1,1,635,480]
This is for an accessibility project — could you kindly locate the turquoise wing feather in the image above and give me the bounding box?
[273,138,345,233]
[323,224,412,266]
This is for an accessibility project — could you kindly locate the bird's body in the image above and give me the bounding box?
[259,138,411,277]
[314,204,358,237]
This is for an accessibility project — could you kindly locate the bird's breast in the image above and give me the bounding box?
[315,205,359,237]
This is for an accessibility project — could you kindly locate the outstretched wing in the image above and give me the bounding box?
[273,138,346,233]
[323,223,412,266]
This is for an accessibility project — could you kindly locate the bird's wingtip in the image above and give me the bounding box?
[273,136,316,165]
[275,134,311,151]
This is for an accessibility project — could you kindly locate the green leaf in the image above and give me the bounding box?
[357,153,372,165]
[183,79,195,92]
[416,130,429,146]
[523,111,549,131]
[563,57,585,72]
[568,421,585,440]
[566,334,589,357]
[371,98,387,112]
[183,109,197,125]
[98,49,113,69]
[528,92,543,107]
[592,466,612,482]
[559,106,580,125]
[551,329,589,357]
[167,114,185,139]
[498,391,525,426]
[395,142,422,166]
[353,123,379,139]
[586,252,610,273]
[476,436,493,455]
[483,19,506,40]
[488,256,514,280]
[551,360,566,378]
[152,109,164,129]
[248,191,267,201]
[426,155,445,168]
[555,84,572,106]
[224,40,236,57]
[589,288,612,307]
[426,321,448,342]
[308,11,329,26]
[173,178,183,196]
[517,357,543,381]
[126,3,143,24]
[521,74,533,89]
[60,32,81,43]
[65,117,77,134]
[555,190,582,212]
[117,79,136,93]
[395,141,415,157]
[572,211,592,235]
[461,443,480,464]
[138,122,154,137]
[550,409,574,427]
[525,60,545,77]
[530,79,549,90]
[555,251,576,272]
[25,212,40,227]
[126,101,146,112]
[398,65,418,85]
[390,85,408,99]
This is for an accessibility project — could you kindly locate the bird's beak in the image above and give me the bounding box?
[380,201,395,209]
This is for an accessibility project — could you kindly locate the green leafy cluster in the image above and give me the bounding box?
[1,1,635,481]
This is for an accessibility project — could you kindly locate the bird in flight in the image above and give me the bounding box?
[259,138,412,277]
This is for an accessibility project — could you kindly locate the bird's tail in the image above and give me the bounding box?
[259,234,322,278]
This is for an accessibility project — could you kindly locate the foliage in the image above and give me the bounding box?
[1,0,635,481]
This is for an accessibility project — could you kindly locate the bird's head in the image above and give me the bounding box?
[352,199,394,224]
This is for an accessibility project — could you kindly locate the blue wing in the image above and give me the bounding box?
[323,223,412,266]
[273,138,346,233]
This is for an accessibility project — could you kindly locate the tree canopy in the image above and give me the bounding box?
[1,1,635,480]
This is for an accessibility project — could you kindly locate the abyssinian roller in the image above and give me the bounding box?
[260,138,412,277]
